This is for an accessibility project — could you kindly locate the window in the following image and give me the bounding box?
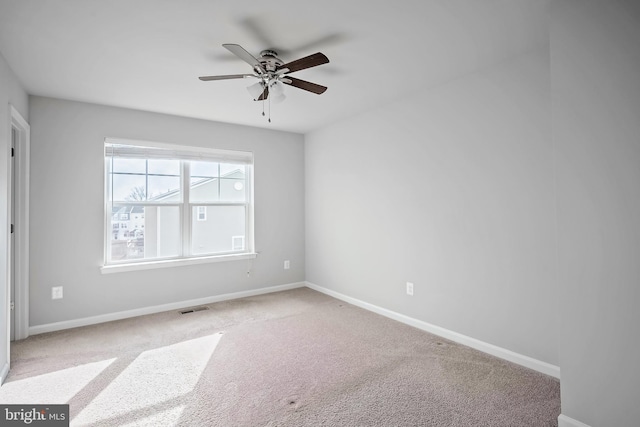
[104,139,253,267]
[196,206,207,221]
[232,235,245,251]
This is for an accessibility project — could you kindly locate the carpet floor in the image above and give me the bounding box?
[1,288,560,426]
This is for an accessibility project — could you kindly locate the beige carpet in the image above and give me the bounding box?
[1,288,560,426]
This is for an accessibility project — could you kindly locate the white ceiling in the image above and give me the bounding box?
[0,0,548,134]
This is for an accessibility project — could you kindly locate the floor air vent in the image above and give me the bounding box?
[179,306,210,314]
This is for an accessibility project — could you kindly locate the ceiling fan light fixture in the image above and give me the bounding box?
[272,93,286,104]
[270,80,284,96]
[268,80,286,104]
[247,81,265,100]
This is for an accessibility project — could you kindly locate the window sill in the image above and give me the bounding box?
[100,252,257,274]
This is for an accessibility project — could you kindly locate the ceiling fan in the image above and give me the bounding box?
[199,44,329,120]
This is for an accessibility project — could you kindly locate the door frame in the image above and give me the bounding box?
[8,105,30,344]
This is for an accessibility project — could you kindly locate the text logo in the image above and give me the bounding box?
[1,405,69,426]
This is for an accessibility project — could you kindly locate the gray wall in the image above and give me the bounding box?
[553,1,640,425]
[0,51,29,375]
[29,97,304,327]
[305,49,558,366]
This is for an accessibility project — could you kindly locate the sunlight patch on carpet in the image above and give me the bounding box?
[73,333,222,426]
[0,358,116,404]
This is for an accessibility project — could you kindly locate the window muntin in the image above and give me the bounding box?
[105,140,253,266]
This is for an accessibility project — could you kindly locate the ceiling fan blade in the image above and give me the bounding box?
[256,87,269,101]
[282,76,327,94]
[222,43,265,73]
[199,74,254,81]
[279,52,329,74]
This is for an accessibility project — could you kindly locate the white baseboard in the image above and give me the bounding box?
[558,414,591,427]
[305,281,561,379]
[29,282,305,336]
[0,362,9,385]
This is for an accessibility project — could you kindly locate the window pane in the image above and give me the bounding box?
[220,178,246,202]
[220,163,245,177]
[190,177,219,203]
[190,160,219,203]
[148,159,180,175]
[191,161,218,178]
[110,205,180,261]
[111,174,146,201]
[191,206,245,255]
[112,158,146,174]
[148,176,180,200]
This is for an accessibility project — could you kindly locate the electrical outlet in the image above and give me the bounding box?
[406,282,414,296]
[284,260,290,270]
[52,286,63,300]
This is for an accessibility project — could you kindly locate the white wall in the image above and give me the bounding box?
[306,49,558,366]
[553,1,640,426]
[0,51,29,378]
[28,97,304,327]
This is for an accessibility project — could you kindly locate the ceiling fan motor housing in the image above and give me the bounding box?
[259,50,284,72]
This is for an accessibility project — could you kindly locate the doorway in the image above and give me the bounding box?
[8,105,30,345]
[10,126,16,341]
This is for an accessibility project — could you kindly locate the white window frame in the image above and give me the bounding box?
[101,138,255,274]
